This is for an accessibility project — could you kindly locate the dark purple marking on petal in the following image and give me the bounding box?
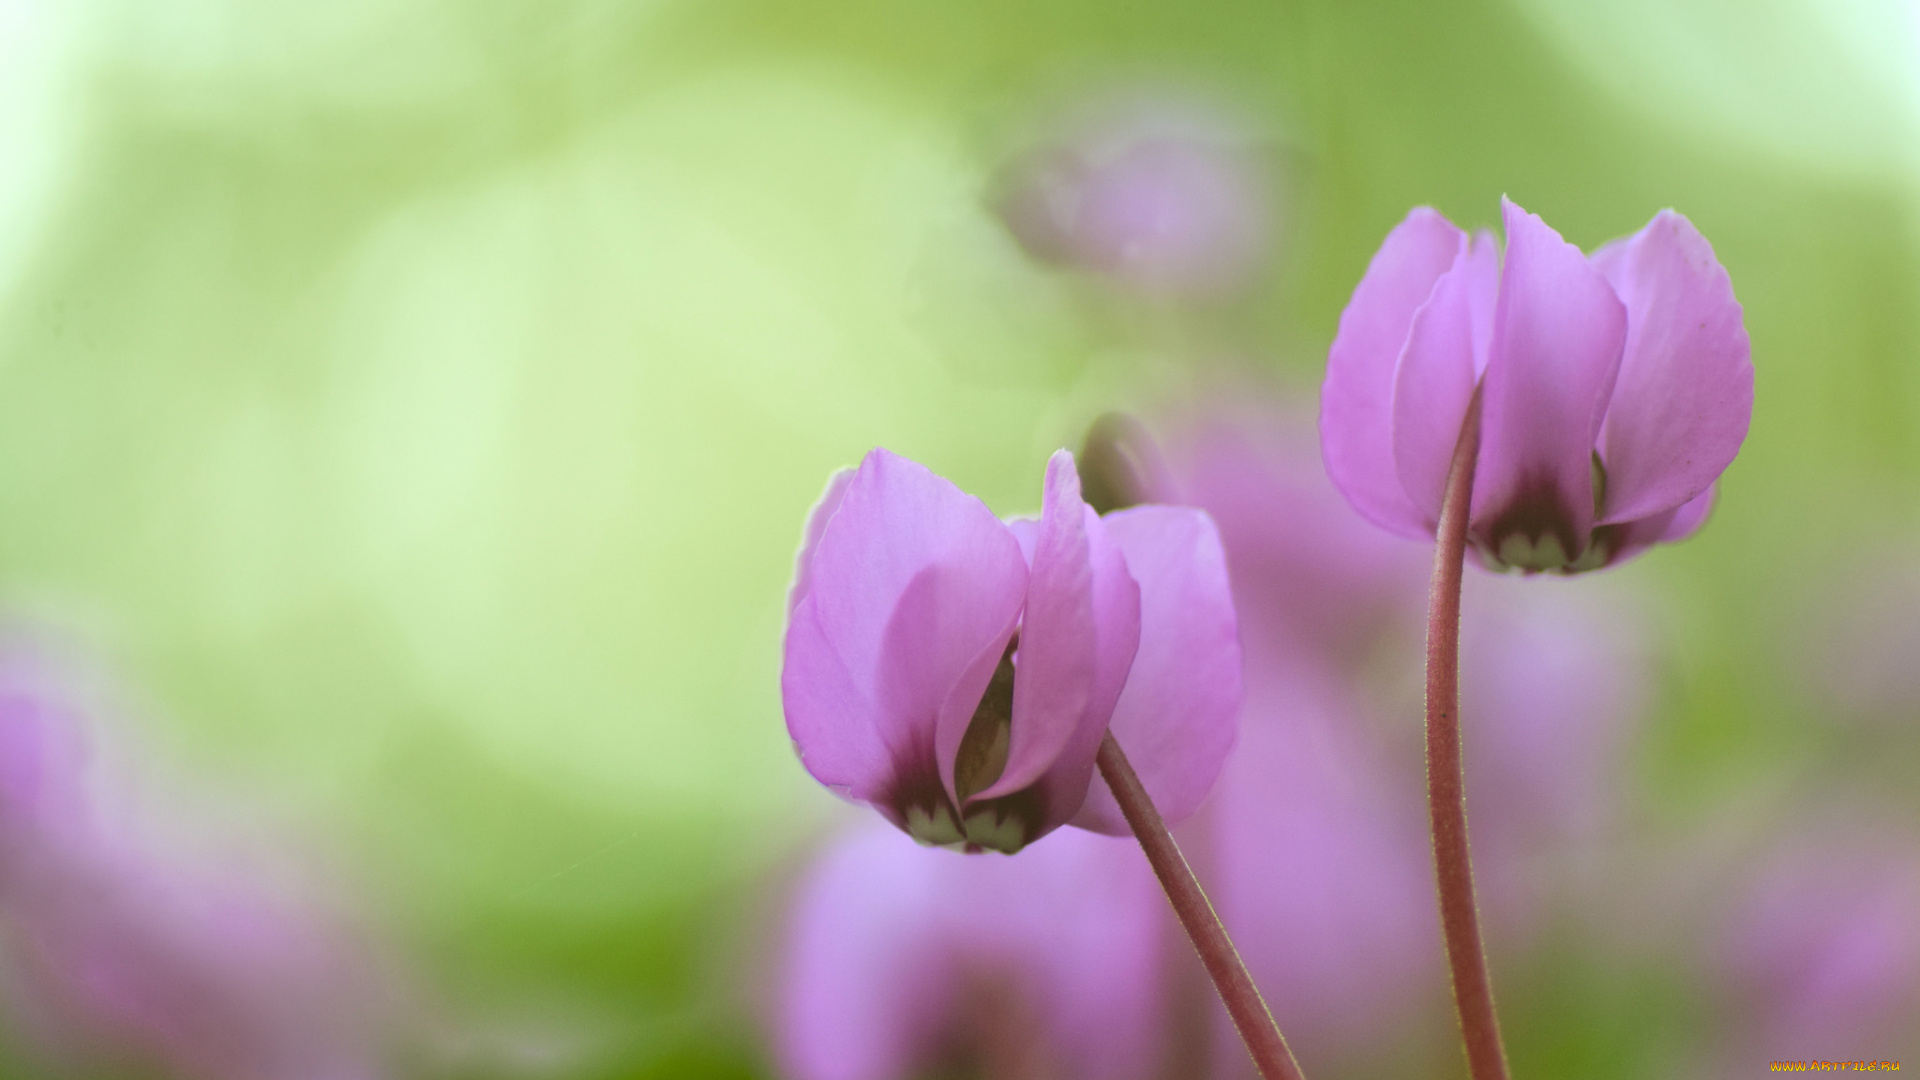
[1473,471,1585,573]
[877,734,968,849]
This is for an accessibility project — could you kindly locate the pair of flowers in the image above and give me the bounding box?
[773,407,1663,1080]
[784,196,1752,849]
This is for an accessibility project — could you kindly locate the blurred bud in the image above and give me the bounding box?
[1077,411,1172,514]
[993,95,1273,297]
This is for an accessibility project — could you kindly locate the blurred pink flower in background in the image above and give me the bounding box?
[768,395,1661,1079]
[773,821,1169,1080]
[0,649,91,859]
[0,638,407,1080]
[1458,575,1651,937]
[993,94,1273,297]
[1164,392,1653,1072]
[1320,199,1751,572]
[1166,402,1441,1072]
[1173,406,1425,667]
[782,447,1239,855]
[1706,831,1920,1066]
[1461,582,1647,847]
[1205,663,1440,1072]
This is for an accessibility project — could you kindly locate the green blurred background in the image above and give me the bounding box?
[0,0,1915,1075]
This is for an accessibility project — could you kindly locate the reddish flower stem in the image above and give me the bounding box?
[1425,392,1510,1080]
[1096,733,1306,1080]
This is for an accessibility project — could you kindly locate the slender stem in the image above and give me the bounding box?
[1425,393,1511,1080]
[1096,733,1306,1080]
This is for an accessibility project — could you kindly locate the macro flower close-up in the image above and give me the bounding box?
[3,0,1919,1076]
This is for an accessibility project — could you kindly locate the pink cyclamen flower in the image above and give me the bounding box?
[773,821,1168,1080]
[994,97,1271,296]
[1321,198,1752,572]
[782,447,1240,854]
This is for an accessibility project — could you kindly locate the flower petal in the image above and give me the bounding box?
[783,449,1027,806]
[964,455,1109,800]
[1072,505,1240,833]
[1391,240,1496,527]
[1465,230,1500,376]
[1593,482,1716,569]
[787,467,856,614]
[1470,199,1627,569]
[782,598,892,801]
[967,455,1142,850]
[1590,210,1753,524]
[984,507,1142,843]
[1321,208,1467,539]
[1004,516,1041,563]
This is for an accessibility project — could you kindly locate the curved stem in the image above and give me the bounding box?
[1426,393,1510,1080]
[1096,733,1306,1080]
